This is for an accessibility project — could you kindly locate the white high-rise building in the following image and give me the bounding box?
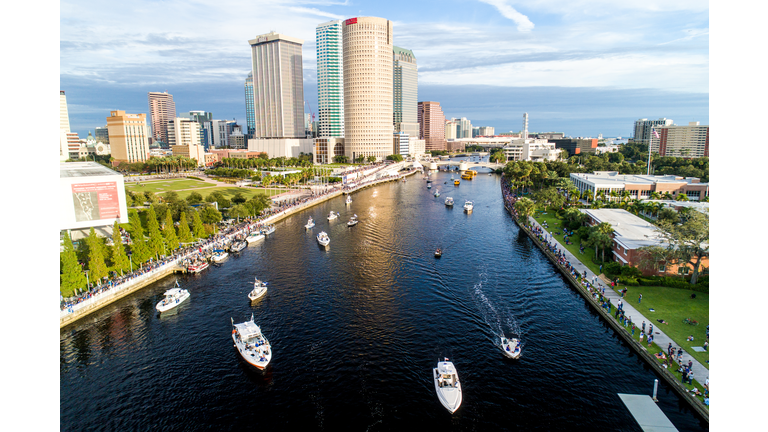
[167,118,202,147]
[343,17,394,161]
[60,91,71,161]
[317,20,345,138]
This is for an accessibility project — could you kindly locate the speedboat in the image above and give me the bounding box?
[328,211,338,221]
[187,261,209,273]
[347,215,358,227]
[464,200,474,212]
[445,197,454,206]
[346,195,352,205]
[232,314,272,370]
[211,249,228,263]
[246,231,265,243]
[156,281,190,312]
[435,248,442,258]
[501,337,522,359]
[305,217,315,229]
[454,180,460,186]
[317,231,330,246]
[433,358,462,413]
[427,183,432,189]
[434,190,440,197]
[248,278,268,302]
[261,225,275,235]
[230,240,247,253]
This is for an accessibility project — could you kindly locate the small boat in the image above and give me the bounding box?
[427,184,432,189]
[232,314,272,370]
[488,173,492,176]
[328,211,338,221]
[347,215,358,227]
[248,278,268,302]
[305,217,315,229]
[501,337,522,359]
[434,190,440,197]
[230,240,247,253]
[464,200,474,212]
[346,195,352,205]
[435,248,442,258]
[261,225,275,235]
[454,180,460,186]
[212,249,228,263]
[317,231,330,246]
[156,281,190,312]
[187,261,209,273]
[246,231,265,243]
[433,358,462,413]
[445,197,454,206]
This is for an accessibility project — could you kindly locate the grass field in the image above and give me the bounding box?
[126,178,284,201]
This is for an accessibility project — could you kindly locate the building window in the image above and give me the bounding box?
[677,266,690,275]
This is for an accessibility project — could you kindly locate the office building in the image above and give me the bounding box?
[60,91,71,161]
[633,118,673,152]
[550,138,598,157]
[417,101,446,151]
[107,110,150,164]
[445,119,458,140]
[570,171,709,201]
[244,72,255,138]
[148,91,177,145]
[393,46,418,138]
[249,32,306,139]
[477,126,495,136]
[167,118,202,147]
[343,17,394,161]
[316,20,345,138]
[180,111,212,149]
[658,122,709,158]
[94,126,110,144]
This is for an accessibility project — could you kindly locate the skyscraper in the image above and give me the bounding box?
[633,118,673,152]
[393,46,418,138]
[418,101,446,151]
[60,91,71,161]
[180,111,213,149]
[107,110,150,164]
[317,20,344,138]
[343,17,394,161]
[249,32,306,139]
[244,72,255,138]
[148,91,176,145]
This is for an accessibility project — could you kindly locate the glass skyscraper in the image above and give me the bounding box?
[316,20,344,138]
[393,45,418,138]
[245,72,255,138]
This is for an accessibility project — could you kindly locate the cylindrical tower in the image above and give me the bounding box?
[343,17,394,161]
[522,112,529,140]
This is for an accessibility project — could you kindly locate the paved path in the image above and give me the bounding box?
[527,216,709,388]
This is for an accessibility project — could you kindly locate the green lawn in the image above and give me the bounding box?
[126,179,216,194]
[173,186,282,201]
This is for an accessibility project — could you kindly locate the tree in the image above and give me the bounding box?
[192,209,207,239]
[110,221,130,275]
[60,232,87,296]
[657,207,679,224]
[162,210,179,251]
[367,155,376,163]
[162,191,180,204]
[86,227,109,285]
[146,205,166,258]
[636,245,673,275]
[186,191,204,205]
[657,211,709,284]
[586,222,614,261]
[333,155,349,163]
[355,155,365,164]
[232,192,247,205]
[200,204,223,225]
[246,194,272,216]
[513,197,536,225]
[177,212,193,243]
[127,210,151,264]
[386,154,403,162]
[229,204,249,222]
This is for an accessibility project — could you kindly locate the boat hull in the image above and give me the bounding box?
[232,333,271,370]
[248,287,267,302]
[433,364,462,413]
[156,290,190,312]
[246,233,265,243]
[501,338,522,359]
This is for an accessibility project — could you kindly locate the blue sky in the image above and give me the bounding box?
[60,0,709,138]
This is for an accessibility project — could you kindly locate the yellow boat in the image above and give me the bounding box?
[454,179,460,186]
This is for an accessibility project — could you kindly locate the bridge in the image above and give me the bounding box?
[418,160,506,171]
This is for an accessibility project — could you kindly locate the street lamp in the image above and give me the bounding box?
[85,270,89,291]
[128,253,133,272]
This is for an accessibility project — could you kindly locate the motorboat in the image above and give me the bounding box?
[211,249,228,263]
[187,261,209,273]
[445,197,454,206]
[246,231,265,243]
[464,200,474,213]
[261,225,275,235]
[305,217,315,229]
[232,314,272,370]
[434,190,440,197]
[433,358,462,413]
[156,281,190,312]
[346,195,352,205]
[317,231,330,246]
[454,180,460,186]
[230,240,247,253]
[347,215,358,227]
[501,337,522,359]
[435,248,442,258]
[328,211,339,221]
[248,278,268,302]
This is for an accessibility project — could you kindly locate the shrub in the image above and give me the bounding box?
[620,266,642,278]
[604,262,622,278]
[620,276,640,286]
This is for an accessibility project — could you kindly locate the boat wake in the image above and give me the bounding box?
[469,267,525,348]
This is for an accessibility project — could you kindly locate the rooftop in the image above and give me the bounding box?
[60,162,121,179]
[571,171,707,186]
[579,208,666,250]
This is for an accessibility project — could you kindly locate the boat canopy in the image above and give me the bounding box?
[234,321,262,339]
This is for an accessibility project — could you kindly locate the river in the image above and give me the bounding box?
[60,168,707,431]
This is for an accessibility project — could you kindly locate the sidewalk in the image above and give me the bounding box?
[527,216,709,386]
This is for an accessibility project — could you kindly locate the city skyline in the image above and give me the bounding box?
[60,0,709,139]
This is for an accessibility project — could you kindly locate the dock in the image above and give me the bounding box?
[618,394,678,432]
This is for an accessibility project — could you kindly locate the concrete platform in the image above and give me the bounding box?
[618,394,678,432]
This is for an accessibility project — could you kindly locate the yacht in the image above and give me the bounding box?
[305,217,315,229]
[232,314,272,370]
[317,231,330,246]
[155,281,190,312]
[433,358,463,413]
[347,215,358,227]
[501,337,522,359]
[230,239,247,253]
[246,231,265,243]
[261,225,275,235]
[248,278,268,302]
[463,200,474,213]
[211,249,228,263]
[445,197,454,206]
[346,195,352,205]
[328,211,339,221]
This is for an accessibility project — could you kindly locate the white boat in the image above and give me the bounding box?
[427,183,432,189]
[501,337,522,359]
[248,278,268,302]
[187,261,209,273]
[305,217,315,229]
[346,195,352,204]
[434,190,440,197]
[232,314,272,370]
[347,215,358,227]
[433,358,463,413]
[230,240,247,253]
[246,231,265,243]
[317,231,330,246]
[328,211,338,221]
[261,225,275,235]
[156,282,190,312]
[463,200,474,212]
[445,197,454,206]
[211,249,228,263]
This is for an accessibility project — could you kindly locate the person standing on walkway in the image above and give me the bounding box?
[649,323,654,335]
[642,321,646,333]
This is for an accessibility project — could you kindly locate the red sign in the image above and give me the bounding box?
[345,17,357,25]
[71,181,120,222]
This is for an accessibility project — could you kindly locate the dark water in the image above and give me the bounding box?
[60,171,707,431]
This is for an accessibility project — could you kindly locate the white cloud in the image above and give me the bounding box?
[477,0,534,32]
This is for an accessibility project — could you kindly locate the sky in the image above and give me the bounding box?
[60,0,709,139]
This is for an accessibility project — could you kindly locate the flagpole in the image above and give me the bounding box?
[647,126,654,175]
